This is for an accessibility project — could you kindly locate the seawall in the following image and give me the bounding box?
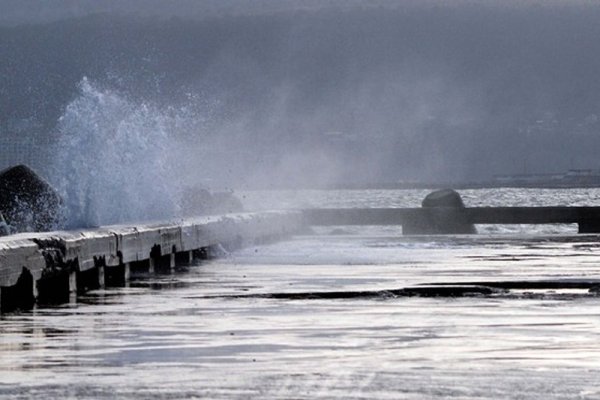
[0,211,304,312]
[302,207,600,234]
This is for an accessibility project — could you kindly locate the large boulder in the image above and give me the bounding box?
[180,187,213,216]
[179,186,243,217]
[211,191,244,214]
[403,189,476,234]
[0,165,62,233]
[422,188,467,208]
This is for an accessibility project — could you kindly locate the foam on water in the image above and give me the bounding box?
[51,78,181,227]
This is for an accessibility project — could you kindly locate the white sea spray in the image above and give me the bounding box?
[52,78,181,227]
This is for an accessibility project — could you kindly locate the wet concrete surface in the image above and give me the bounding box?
[2,232,600,398]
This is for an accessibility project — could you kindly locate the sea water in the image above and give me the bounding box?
[2,188,600,399]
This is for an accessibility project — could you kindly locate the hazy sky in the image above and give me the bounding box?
[0,0,592,26]
[2,0,600,186]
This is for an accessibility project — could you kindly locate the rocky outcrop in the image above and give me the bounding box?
[422,188,467,209]
[179,186,243,217]
[403,189,476,234]
[0,212,10,236]
[0,165,62,233]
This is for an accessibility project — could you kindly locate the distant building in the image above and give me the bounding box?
[565,169,595,177]
[493,173,563,185]
[493,169,600,186]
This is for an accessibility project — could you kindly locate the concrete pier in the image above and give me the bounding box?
[0,211,303,312]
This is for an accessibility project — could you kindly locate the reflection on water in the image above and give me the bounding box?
[2,232,600,398]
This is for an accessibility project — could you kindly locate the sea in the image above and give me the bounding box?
[2,188,600,399]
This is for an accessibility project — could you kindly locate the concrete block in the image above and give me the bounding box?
[0,267,36,311]
[0,236,45,287]
[35,229,118,272]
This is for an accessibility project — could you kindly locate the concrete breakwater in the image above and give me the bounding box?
[303,206,600,233]
[0,211,304,312]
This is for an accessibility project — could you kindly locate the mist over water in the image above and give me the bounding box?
[3,0,600,223]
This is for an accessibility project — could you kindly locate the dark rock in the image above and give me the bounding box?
[180,187,213,216]
[180,187,243,216]
[0,165,63,232]
[403,189,476,234]
[211,191,244,214]
[422,188,467,208]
